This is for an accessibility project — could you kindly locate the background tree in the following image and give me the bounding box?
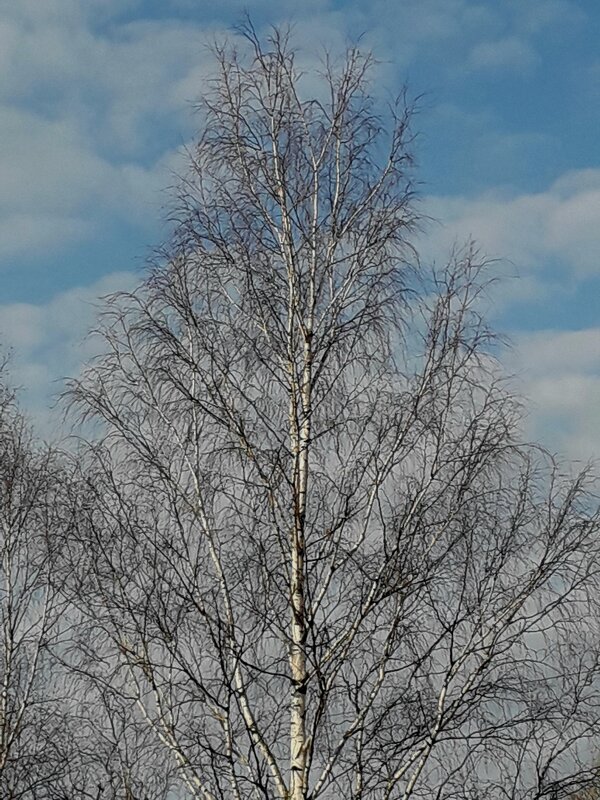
[53,679,176,800]
[0,366,169,800]
[67,25,600,800]
[0,370,74,798]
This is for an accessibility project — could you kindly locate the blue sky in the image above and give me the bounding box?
[1,0,599,457]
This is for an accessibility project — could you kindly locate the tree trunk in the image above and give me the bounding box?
[290,338,312,800]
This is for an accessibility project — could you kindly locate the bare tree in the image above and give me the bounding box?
[0,368,174,800]
[67,25,600,800]
[0,374,77,799]
[52,680,176,800]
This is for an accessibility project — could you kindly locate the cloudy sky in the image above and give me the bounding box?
[1,0,599,458]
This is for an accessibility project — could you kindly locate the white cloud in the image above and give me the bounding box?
[424,169,600,276]
[0,0,587,264]
[0,215,91,260]
[516,328,600,375]
[0,102,186,259]
[510,328,600,461]
[0,6,216,151]
[469,36,539,71]
[0,4,216,261]
[0,0,594,462]
[0,271,136,438]
[0,107,108,216]
[511,0,585,34]
[363,0,581,76]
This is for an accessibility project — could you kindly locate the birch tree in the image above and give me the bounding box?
[67,26,600,800]
[0,376,75,799]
